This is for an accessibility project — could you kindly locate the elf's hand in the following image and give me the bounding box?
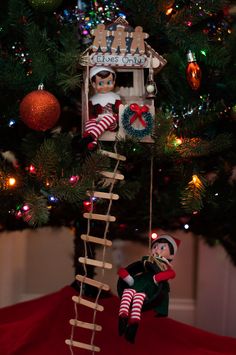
[118,268,134,286]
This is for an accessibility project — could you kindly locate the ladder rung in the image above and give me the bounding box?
[69,319,102,331]
[87,191,119,200]
[76,275,110,291]
[83,213,116,222]
[72,295,104,311]
[100,171,124,180]
[79,257,112,269]
[80,234,112,247]
[65,339,100,352]
[81,234,112,247]
[100,149,126,161]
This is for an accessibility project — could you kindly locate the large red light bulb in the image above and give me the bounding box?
[186,50,202,90]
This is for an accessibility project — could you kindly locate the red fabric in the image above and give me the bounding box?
[154,267,176,282]
[0,286,236,355]
[118,267,130,279]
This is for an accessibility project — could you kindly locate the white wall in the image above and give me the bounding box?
[0,230,27,307]
[1,227,236,338]
[196,240,236,338]
[0,227,74,307]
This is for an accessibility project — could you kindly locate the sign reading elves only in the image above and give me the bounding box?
[91,53,148,67]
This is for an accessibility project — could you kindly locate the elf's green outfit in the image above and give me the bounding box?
[117,234,180,343]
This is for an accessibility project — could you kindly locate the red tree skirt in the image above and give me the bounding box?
[0,286,236,355]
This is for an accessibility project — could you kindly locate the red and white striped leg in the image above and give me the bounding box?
[129,292,146,323]
[119,288,136,317]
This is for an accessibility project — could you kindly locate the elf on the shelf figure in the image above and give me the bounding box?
[83,66,122,150]
[117,234,180,343]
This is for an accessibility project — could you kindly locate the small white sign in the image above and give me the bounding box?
[90,53,148,67]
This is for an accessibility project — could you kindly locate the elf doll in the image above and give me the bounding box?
[82,66,122,150]
[117,234,180,343]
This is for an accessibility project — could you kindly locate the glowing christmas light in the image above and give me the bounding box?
[29,164,36,173]
[69,175,80,184]
[16,211,22,218]
[189,175,202,189]
[166,7,173,15]
[186,51,202,90]
[83,200,92,212]
[151,232,158,239]
[22,204,30,211]
[176,138,183,145]
[8,119,16,127]
[8,177,16,186]
[48,195,59,203]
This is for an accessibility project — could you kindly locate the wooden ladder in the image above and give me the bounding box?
[66,149,126,353]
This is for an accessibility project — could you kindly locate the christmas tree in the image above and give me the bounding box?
[1,0,236,264]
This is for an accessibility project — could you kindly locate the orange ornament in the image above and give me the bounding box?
[186,50,202,91]
[20,85,61,131]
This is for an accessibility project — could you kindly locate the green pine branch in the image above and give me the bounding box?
[181,174,208,212]
[22,191,49,227]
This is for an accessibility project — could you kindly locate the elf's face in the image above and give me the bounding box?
[152,242,171,259]
[92,73,115,94]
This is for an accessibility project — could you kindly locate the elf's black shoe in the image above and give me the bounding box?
[118,316,128,336]
[125,322,139,344]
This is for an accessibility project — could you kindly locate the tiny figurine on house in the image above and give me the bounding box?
[82,66,122,150]
[117,234,180,343]
[90,24,108,53]
[111,24,127,54]
[130,26,149,55]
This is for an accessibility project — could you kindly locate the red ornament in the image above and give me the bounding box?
[186,51,202,90]
[19,85,61,131]
[83,200,92,212]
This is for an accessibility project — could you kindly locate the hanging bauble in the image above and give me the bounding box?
[19,84,61,131]
[186,50,202,90]
[27,0,62,12]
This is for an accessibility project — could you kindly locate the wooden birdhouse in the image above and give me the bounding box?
[80,17,167,144]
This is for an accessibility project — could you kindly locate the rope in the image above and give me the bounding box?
[90,141,120,354]
[69,189,93,355]
[148,155,154,252]
[85,54,90,124]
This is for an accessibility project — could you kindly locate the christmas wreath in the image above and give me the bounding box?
[121,103,153,139]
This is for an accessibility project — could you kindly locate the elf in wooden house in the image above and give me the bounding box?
[117,234,180,343]
[82,66,122,151]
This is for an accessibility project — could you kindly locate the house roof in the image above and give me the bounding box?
[80,17,167,73]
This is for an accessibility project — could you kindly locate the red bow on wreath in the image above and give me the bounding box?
[129,103,149,127]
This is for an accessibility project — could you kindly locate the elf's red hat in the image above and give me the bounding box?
[151,234,181,256]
